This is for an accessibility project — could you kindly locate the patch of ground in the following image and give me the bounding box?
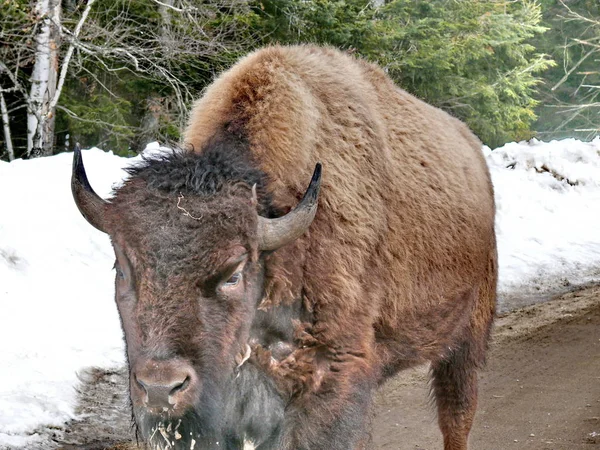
[56,369,134,450]
[47,286,600,450]
[374,286,600,449]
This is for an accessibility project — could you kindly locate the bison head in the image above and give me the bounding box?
[71,141,320,448]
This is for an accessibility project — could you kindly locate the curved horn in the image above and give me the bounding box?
[257,163,322,251]
[71,144,109,232]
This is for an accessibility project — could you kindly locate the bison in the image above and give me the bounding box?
[72,45,496,450]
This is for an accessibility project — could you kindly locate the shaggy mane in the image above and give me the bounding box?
[125,133,276,216]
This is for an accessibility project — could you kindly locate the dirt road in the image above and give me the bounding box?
[53,286,600,450]
[374,286,600,450]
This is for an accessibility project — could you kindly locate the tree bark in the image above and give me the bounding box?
[27,0,61,158]
[159,0,173,41]
[0,91,15,161]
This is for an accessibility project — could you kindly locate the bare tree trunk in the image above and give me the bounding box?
[44,7,60,156]
[0,91,15,161]
[27,0,61,157]
[159,0,173,39]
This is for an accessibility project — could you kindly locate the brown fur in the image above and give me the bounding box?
[184,45,497,449]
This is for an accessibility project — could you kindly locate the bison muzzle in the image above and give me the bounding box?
[72,45,497,450]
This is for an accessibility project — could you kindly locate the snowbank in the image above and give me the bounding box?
[485,137,600,311]
[0,139,599,447]
[0,149,125,447]
[0,143,172,447]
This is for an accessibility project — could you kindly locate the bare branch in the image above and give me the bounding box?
[1,0,256,158]
[49,0,97,112]
[57,104,137,130]
[150,0,197,13]
[559,1,600,27]
[0,86,19,94]
[0,61,30,101]
[552,49,595,91]
[572,38,600,50]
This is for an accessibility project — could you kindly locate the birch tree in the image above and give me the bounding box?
[1,0,253,160]
[27,0,60,157]
[1,0,96,158]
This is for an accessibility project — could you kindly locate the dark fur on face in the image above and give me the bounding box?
[136,366,285,450]
[104,133,292,449]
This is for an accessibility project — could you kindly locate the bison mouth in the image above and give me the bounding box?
[135,408,226,450]
[133,382,226,450]
[132,364,284,450]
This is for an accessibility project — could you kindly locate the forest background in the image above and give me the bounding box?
[0,0,598,161]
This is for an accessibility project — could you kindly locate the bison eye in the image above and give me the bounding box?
[113,261,125,280]
[223,271,242,287]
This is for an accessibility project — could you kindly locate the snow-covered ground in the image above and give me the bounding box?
[0,138,599,448]
[485,138,600,309]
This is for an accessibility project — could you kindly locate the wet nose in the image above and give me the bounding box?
[133,359,197,409]
[136,375,189,408]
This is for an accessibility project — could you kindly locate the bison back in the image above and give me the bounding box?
[184,45,496,361]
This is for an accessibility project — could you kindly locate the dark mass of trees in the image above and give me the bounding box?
[533,0,599,141]
[0,0,597,160]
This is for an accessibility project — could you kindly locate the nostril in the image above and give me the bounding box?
[132,361,197,409]
[169,376,190,397]
[135,375,148,393]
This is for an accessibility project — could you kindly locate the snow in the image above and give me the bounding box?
[484,137,600,310]
[0,138,599,447]
[0,149,125,448]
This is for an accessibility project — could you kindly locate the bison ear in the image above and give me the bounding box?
[71,144,109,233]
[257,163,321,251]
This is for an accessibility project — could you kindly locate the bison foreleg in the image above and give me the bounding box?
[279,358,375,450]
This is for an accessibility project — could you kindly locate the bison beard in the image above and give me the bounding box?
[72,45,497,450]
[135,365,285,450]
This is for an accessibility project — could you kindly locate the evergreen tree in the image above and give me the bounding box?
[249,0,554,148]
[1,0,555,159]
